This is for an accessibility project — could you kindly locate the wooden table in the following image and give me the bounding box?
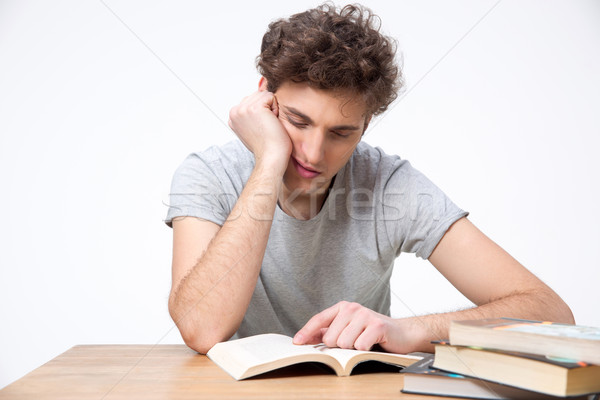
[0,345,459,399]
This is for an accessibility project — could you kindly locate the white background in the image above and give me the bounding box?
[1,0,599,389]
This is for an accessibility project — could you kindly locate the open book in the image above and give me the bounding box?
[206,333,422,380]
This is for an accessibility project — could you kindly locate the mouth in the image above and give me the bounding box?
[291,156,322,179]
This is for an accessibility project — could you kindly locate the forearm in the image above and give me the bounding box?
[395,287,574,353]
[169,162,282,353]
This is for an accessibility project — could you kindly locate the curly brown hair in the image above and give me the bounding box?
[256,3,402,116]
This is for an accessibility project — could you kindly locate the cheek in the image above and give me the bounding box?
[287,134,301,155]
[279,119,298,139]
[282,124,303,150]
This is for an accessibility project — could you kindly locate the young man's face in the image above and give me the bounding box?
[268,80,370,198]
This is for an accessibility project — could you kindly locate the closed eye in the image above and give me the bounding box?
[332,131,351,138]
[285,112,353,137]
[286,116,308,128]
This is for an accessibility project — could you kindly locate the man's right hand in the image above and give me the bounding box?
[228,88,292,175]
[171,87,292,353]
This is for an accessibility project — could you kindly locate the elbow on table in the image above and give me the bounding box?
[177,321,235,354]
[168,300,235,354]
[181,331,222,355]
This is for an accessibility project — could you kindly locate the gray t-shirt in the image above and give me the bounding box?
[165,139,468,338]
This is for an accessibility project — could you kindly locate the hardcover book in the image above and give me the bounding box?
[433,342,600,397]
[402,355,570,400]
[449,318,600,365]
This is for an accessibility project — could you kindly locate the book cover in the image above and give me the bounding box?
[433,342,600,397]
[402,355,567,400]
[449,318,600,365]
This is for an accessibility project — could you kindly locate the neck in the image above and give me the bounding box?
[278,177,335,220]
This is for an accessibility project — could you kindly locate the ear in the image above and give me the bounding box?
[258,76,268,91]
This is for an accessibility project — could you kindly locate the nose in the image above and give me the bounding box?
[301,129,326,167]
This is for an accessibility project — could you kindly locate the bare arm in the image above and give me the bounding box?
[401,217,574,352]
[294,217,574,353]
[169,163,283,353]
[169,83,291,354]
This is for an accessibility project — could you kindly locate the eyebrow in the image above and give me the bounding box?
[281,105,361,131]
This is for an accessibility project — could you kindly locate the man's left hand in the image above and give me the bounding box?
[293,301,416,353]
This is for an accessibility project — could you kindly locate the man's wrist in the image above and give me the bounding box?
[254,154,289,178]
[393,316,438,353]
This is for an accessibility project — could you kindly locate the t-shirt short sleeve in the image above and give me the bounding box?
[382,158,468,260]
[164,141,255,228]
[163,153,231,228]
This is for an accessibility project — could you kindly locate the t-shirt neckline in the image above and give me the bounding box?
[275,161,348,224]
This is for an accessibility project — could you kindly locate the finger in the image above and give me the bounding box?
[321,301,363,347]
[320,327,328,338]
[271,94,279,117]
[354,322,387,351]
[322,310,355,348]
[293,304,341,345]
[334,318,367,349]
[298,327,329,346]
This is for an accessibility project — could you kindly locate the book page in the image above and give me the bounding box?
[208,333,422,379]
[501,323,600,340]
[226,333,323,364]
[208,333,332,379]
[319,346,421,370]
[317,345,372,368]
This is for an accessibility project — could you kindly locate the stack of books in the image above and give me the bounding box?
[401,318,600,399]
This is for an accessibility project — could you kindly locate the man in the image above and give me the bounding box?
[164,4,573,354]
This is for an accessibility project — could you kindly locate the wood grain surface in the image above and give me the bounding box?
[0,345,459,399]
